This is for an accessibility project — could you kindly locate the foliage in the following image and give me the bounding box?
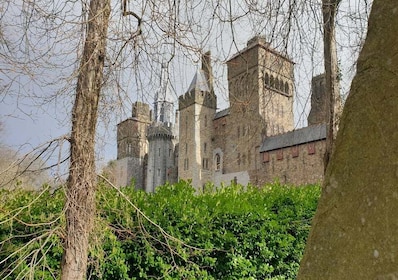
[0,181,320,279]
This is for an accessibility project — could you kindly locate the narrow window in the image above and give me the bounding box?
[204,115,207,127]
[127,143,132,155]
[262,152,270,163]
[204,142,207,153]
[291,146,299,158]
[285,82,289,94]
[308,143,316,155]
[265,73,270,86]
[276,150,283,160]
[215,154,221,171]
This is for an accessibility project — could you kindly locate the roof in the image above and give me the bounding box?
[260,124,327,152]
[186,69,210,93]
[214,108,230,119]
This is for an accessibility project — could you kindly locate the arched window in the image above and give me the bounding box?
[264,73,270,86]
[270,75,275,88]
[215,154,221,171]
[285,82,289,94]
[275,78,279,90]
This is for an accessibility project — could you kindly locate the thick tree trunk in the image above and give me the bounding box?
[322,0,341,169]
[298,0,398,278]
[61,1,110,279]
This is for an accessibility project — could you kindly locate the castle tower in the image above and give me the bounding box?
[307,73,342,127]
[146,63,178,192]
[178,52,217,190]
[308,74,327,125]
[213,36,295,175]
[115,102,151,188]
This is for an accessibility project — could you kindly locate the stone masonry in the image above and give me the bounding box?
[115,36,329,190]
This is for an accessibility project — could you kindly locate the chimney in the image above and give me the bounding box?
[201,51,213,94]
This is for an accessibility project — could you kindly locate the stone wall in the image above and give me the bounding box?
[258,139,325,186]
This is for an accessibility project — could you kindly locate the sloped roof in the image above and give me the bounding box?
[214,108,230,119]
[260,124,327,152]
[186,69,210,93]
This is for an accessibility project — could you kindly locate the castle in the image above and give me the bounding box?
[114,36,329,191]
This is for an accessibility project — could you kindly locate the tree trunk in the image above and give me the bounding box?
[61,0,110,279]
[322,0,341,169]
[298,0,398,278]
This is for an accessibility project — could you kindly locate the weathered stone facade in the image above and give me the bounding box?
[115,36,328,190]
[115,102,151,189]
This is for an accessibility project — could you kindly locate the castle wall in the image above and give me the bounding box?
[114,157,146,189]
[258,139,325,186]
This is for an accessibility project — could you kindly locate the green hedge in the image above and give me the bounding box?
[0,181,320,279]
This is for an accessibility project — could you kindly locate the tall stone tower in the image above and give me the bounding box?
[308,74,327,125]
[178,52,217,190]
[307,73,342,127]
[221,36,295,173]
[115,102,151,188]
[146,63,178,192]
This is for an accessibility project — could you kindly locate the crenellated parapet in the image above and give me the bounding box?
[132,101,151,123]
[147,122,176,140]
[178,91,216,111]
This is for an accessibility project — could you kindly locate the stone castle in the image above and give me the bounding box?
[114,36,330,191]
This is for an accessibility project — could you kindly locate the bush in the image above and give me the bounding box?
[0,181,320,279]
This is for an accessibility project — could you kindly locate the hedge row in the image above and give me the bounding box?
[0,180,320,279]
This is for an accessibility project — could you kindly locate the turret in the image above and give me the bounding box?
[178,52,217,190]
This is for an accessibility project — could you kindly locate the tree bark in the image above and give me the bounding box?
[61,0,110,279]
[298,0,398,278]
[322,0,341,170]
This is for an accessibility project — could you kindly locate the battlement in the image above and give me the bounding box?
[132,101,151,123]
[147,122,176,140]
[178,90,216,111]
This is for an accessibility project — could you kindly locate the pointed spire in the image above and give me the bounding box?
[154,60,174,124]
[187,69,211,93]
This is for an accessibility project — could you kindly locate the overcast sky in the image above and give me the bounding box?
[0,0,371,173]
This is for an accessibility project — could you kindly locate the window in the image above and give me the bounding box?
[202,158,209,170]
[275,78,279,90]
[127,143,132,155]
[285,82,289,94]
[215,154,221,171]
[262,152,270,163]
[308,142,316,155]
[276,150,283,160]
[265,73,270,86]
[291,146,299,158]
[204,115,207,127]
[158,148,161,157]
[204,142,207,153]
